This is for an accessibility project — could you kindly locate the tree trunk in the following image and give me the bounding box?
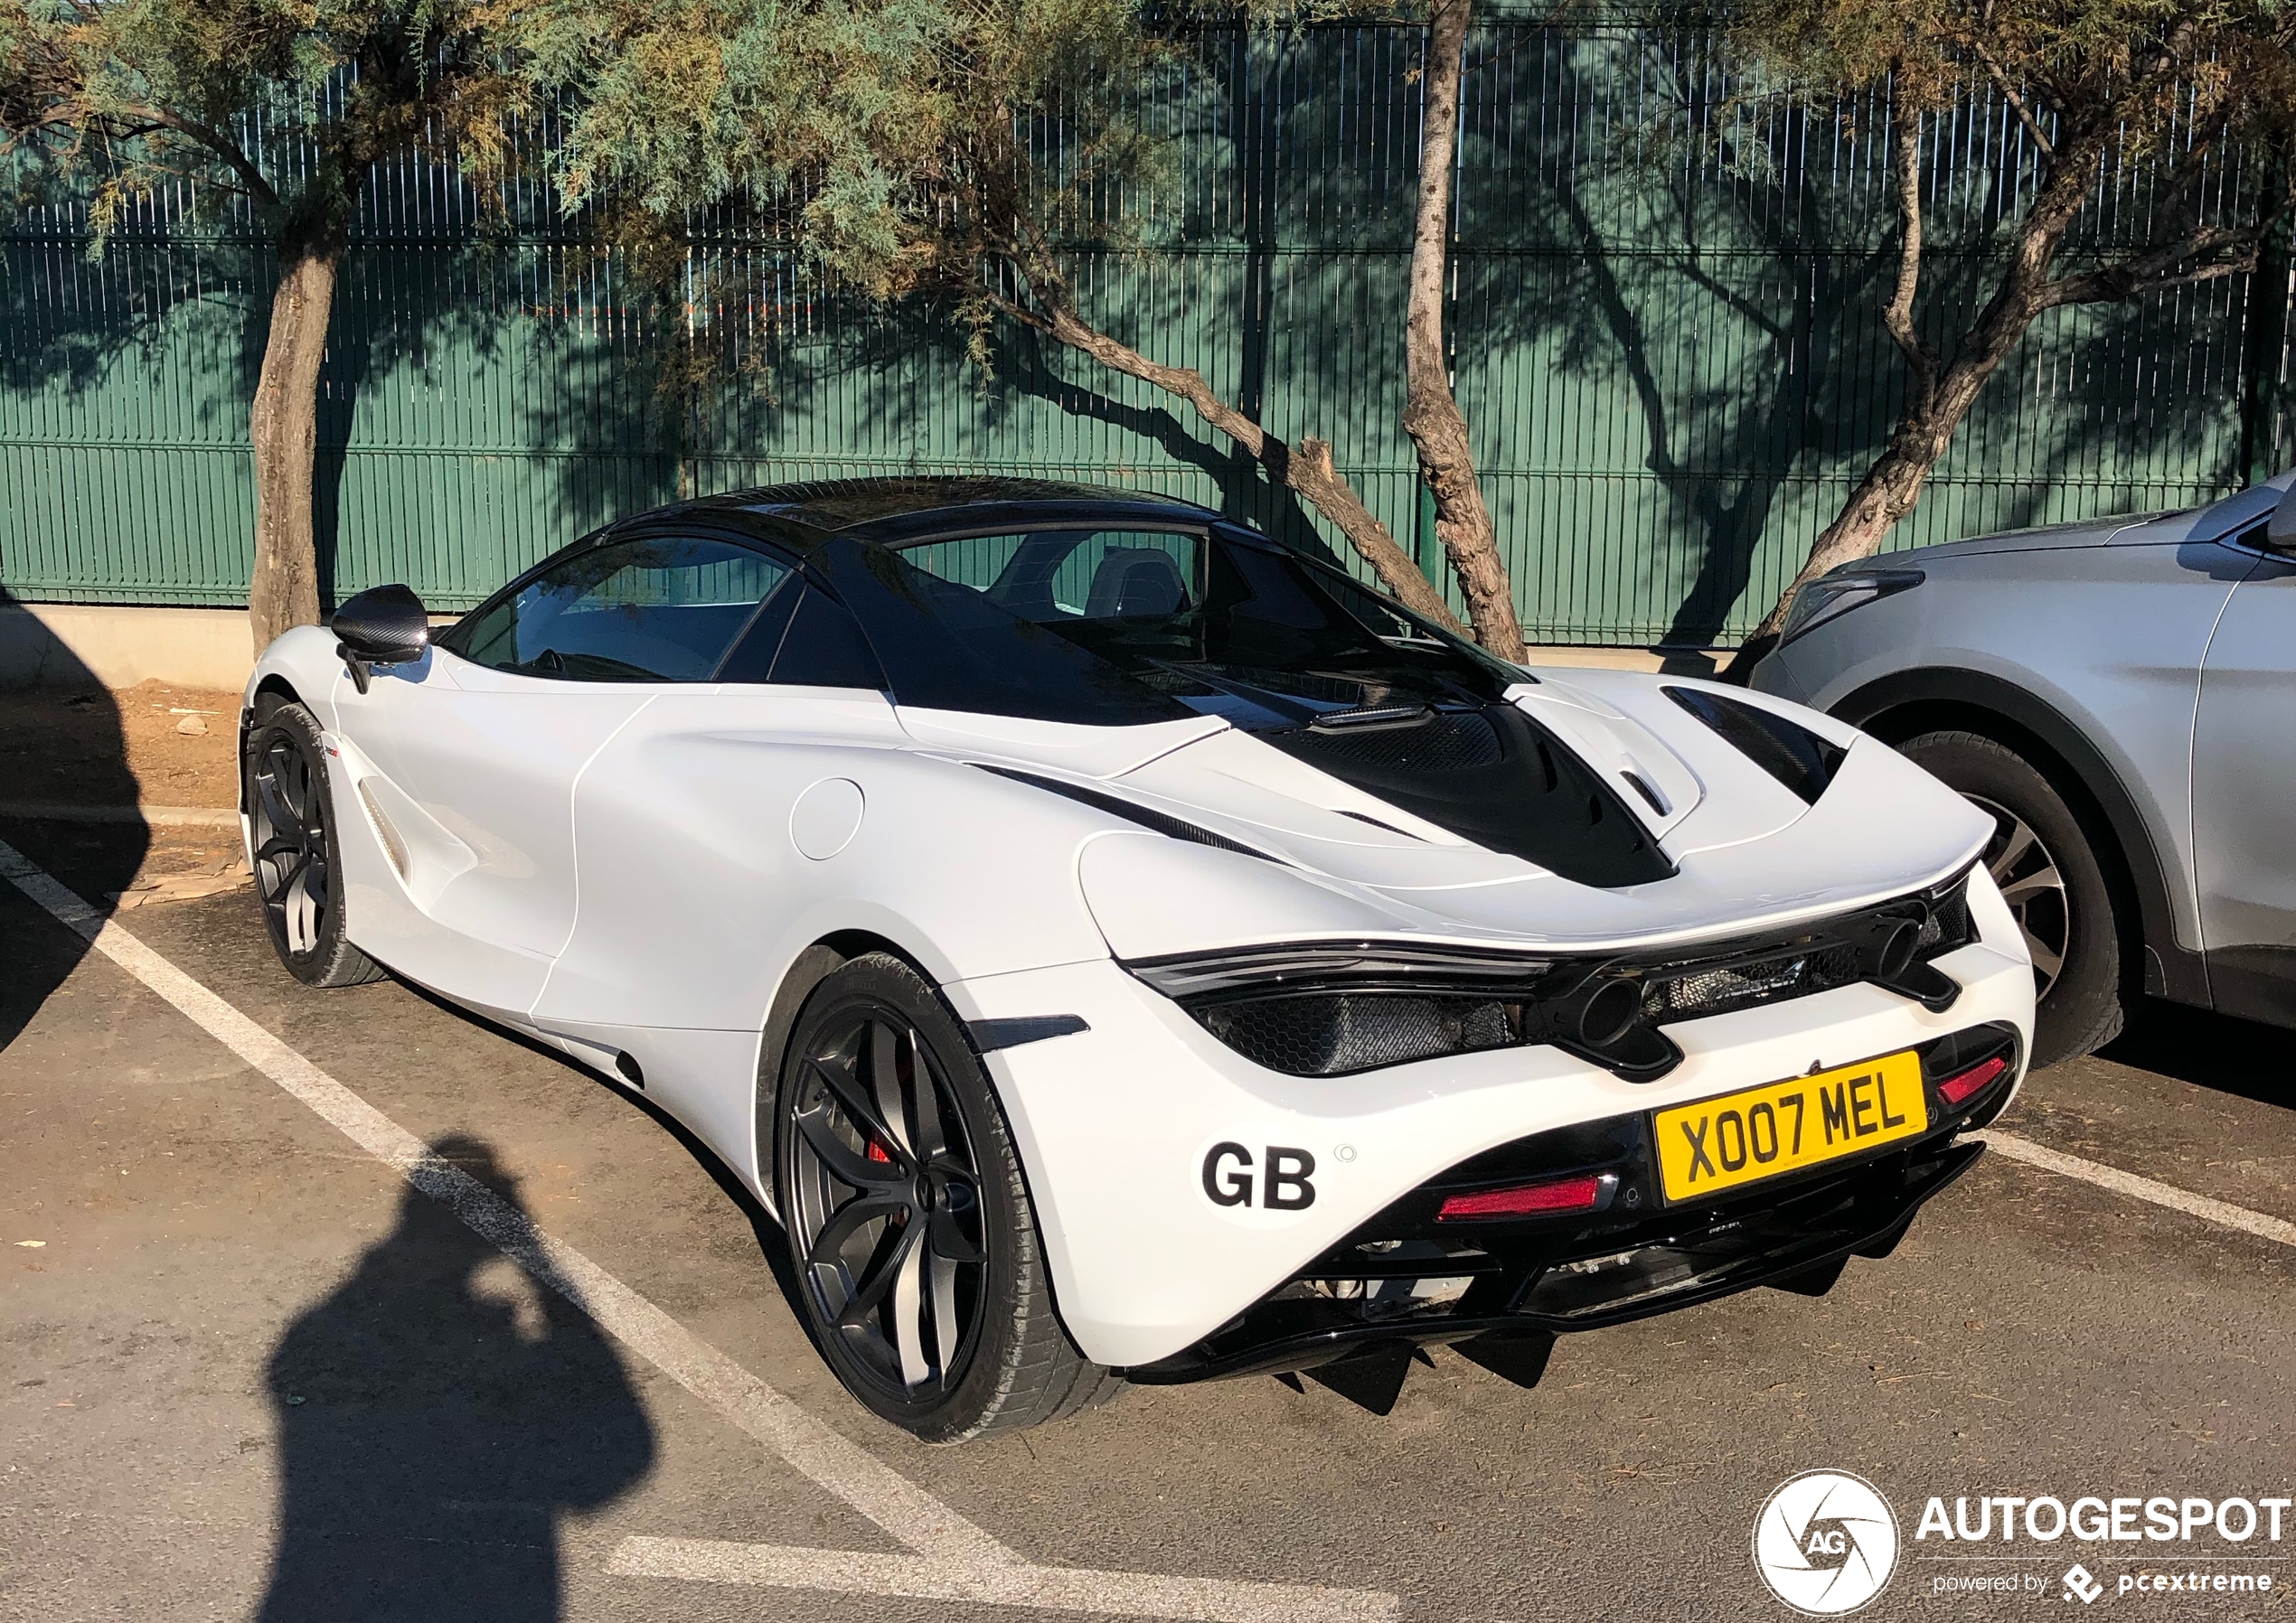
[248,240,344,652]
[1721,347,2016,677]
[1400,0,1524,663]
[1006,270,1471,636]
[1721,108,2108,681]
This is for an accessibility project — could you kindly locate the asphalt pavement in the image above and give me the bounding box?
[3,815,2291,1623]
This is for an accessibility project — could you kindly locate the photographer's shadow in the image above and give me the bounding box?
[257,1136,654,1622]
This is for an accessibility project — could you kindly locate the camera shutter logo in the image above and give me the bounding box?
[1752,1469,1901,1615]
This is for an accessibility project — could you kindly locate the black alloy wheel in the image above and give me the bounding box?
[783,1009,988,1402]
[251,731,329,956]
[773,954,1119,1440]
[242,698,387,988]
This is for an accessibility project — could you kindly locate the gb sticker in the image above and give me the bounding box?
[1200,1140,1318,1215]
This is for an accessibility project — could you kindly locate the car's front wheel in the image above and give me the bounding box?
[772,952,1120,1441]
[242,696,389,990]
[1897,729,2122,1066]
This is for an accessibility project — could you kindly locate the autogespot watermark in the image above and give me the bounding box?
[1915,1495,2287,1609]
[1754,1471,1903,1615]
[1753,1476,2290,1612]
[1913,1494,2291,1545]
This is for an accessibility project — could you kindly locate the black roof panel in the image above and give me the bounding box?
[687,475,1219,539]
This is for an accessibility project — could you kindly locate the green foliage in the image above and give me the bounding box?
[1,0,527,254]
[1734,0,2296,155]
[532,0,1179,298]
[519,0,1216,401]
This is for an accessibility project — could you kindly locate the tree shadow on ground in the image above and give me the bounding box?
[256,1133,654,1623]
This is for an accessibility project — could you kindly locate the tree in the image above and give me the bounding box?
[1721,0,2296,676]
[534,0,1537,652]
[2,0,523,648]
[1400,0,1522,657]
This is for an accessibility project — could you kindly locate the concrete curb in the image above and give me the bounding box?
[0,803,240,828]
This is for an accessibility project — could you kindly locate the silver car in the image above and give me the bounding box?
[1751,471,2296,1067]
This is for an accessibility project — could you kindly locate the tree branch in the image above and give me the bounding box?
[990,250,1468,635]
[147,109,279,211]
[1967,38,2054,158]
[1881,84,1939,415]
[34,87,281,212]
[2041,225,2268,307]
[2034,123,2281,310]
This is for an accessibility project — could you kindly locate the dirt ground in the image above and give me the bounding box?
[0,680,241,811]
[0,681,246,902]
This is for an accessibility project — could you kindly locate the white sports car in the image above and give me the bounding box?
[240,478,2035,1440]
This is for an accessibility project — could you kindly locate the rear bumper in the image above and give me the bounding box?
[947,872,2034,1370]
[1124,1020,2018,1383]
[1122,1112,1992,1384]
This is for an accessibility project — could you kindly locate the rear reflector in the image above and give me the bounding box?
[1938,1055,2009,1108]
[1437,1174,1604,1221]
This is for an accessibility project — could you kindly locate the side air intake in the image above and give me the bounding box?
[972,765,1275,860]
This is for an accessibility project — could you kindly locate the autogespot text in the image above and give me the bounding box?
[1915,1495,2291,1544]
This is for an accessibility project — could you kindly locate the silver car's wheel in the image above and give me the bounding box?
[1898,729,2124,1067]
[1965,793,2070,1001]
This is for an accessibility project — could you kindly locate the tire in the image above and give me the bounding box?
[242,696,389,990]
[772,952,1120,1441]
[1897,729,2123,1066]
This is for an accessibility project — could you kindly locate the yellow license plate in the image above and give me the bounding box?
[1654,1051,1928,1204]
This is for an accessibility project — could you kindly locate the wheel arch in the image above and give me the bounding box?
[750,927,948,1201]
[240,675,306,818]
[1831,667,2202,1006]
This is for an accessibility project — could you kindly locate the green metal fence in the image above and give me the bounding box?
[4,20,2290,642]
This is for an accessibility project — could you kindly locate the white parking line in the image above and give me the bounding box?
[1975,1130,2296,1249]
[607,1538,1399,1620]
[0,838,1398,1623]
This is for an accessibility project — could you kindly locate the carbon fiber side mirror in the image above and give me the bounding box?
[332,583,429,693]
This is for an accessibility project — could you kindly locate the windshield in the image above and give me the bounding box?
[821,523,1514,728]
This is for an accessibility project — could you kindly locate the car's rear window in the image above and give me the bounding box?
[816,525,1512,727]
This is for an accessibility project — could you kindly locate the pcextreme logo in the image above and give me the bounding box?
[1753,1470,1902,1616]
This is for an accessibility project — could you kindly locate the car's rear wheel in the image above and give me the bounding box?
[772,952,1120,1441]
[1897,729,2122,1066]
[243,697,389,989]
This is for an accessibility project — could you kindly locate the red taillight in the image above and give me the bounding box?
[1938,1055,2009,1108]
[1437,1174,1604,1221]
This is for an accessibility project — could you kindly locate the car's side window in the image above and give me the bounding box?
[901,530,1203,624]
[716,579,887,690]
[449,534,791,682]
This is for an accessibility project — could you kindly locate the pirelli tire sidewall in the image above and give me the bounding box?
[1900,728,2122,1067]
